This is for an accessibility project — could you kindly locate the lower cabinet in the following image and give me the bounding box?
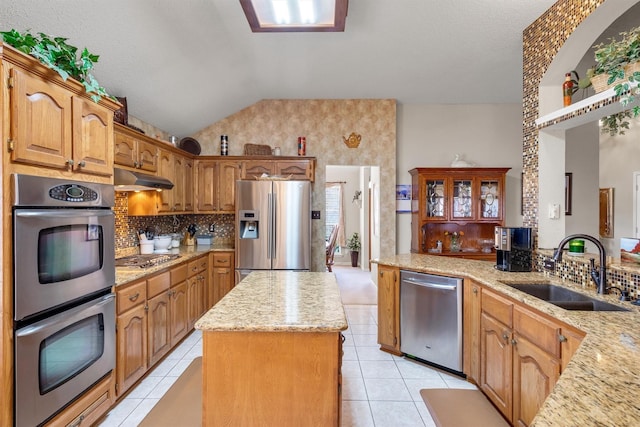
[477,287,582,426]
[377,265,401,355]
[115,257,211,398]
[209,251,235,307]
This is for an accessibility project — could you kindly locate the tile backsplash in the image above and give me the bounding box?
[114,192,234,257]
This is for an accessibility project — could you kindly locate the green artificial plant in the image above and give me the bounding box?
[347,232,361,252]
[1,29,112,102]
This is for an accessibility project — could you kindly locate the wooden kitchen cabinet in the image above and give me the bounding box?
[187,255,208,329]
[5,53,118,179]
[377,265,401,355]
[195,160,241,213]
[478,286,579,426]
[409,168,509,259]
[463,279,481,383]
[155,149,193,214]
[114,123,158,173]
[209,251,234,307]
[240,157,316,182]
[147,272,172,367]
[170,265,190,346]
[115,280,148,397]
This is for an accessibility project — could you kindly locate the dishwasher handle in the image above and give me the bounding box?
[402,277,457,291]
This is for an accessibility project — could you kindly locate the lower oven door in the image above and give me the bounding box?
[15,293,115,427]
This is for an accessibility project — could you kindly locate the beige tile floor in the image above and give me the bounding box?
[98,304,476,427]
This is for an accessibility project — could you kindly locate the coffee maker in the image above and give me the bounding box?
[495,227,533,272]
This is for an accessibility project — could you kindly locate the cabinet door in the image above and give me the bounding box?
[187,275,206,329]
[137,140,158,173]
[212,267,233,306]
[114,131,137,168]
[9,67,73,169]
[183,157,194,212]
[170,281,189,345]
[451,178,474,220]
[172,154,186,212]
[463,280,481,383]
[560,327,585,372]
[147,292,171,366]
[218,161,240,212]
[196,161,217,212]
[242,161,274,179]
[512,335,560,427]
[275,160,311,180]
[72,97,113,176]
[422,177,447,220]
[116,305,148,396]
[377,266,400,354]
[479,177,503,220]
[156,149,174,212]
[480,312,513,422]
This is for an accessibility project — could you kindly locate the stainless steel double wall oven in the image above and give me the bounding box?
[12,174,116,427]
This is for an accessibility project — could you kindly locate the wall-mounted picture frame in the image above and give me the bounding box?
[396,184,411,213]
[599,187,614,238]
[565,173,572,216]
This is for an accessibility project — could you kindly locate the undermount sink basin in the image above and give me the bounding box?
[501,283,631,312]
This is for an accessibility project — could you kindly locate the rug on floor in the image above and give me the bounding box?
[333,265,377,305]
[139,357,201,427]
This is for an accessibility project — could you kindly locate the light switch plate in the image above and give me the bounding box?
[311,210,321,219]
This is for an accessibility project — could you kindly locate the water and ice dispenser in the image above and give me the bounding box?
[239,210,259,239]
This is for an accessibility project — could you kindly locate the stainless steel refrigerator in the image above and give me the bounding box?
[235,180,311,282]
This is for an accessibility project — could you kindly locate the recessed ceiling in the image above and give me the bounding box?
[1,0,558,136]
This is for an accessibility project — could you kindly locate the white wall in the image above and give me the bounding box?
[396,104,525,254]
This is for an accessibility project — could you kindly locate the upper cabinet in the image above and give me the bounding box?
[195,160,241,214]
[2,44,119,180]
[114,124,158,173]
[240,158,316,182]
[409,167,510,259]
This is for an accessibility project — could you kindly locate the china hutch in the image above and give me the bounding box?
[409,167,510,260]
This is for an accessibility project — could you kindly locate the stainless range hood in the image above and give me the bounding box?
[114,168,174,192]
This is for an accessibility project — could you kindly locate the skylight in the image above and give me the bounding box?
[240,0,348,32]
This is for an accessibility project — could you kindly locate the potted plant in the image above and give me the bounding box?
[0,29,112,102]
[347,232,361,267]
[589,26,640,135]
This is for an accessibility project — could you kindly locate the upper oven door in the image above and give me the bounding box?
[14,208,115,321]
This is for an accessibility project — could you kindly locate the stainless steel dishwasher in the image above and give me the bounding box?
[400,270,463,373]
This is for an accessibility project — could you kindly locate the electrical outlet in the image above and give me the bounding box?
[543,259,556,270]
[208,224,215,232]
[311,210,321,219]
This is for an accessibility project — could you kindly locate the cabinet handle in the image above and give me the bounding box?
[558,334,567,343]
[473,287,478,294]
[78,160,86,168]
[511,338,518,346]
[69,414,85,427]
[66,159,75,166]
[128,292,140,302]
[502,332,509,342]
[139,160,144,167]
[134,161,139,168]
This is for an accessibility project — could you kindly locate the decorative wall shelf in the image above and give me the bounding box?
[535,85,640,131]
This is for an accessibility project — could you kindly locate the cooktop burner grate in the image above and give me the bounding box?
[115,254,182,268]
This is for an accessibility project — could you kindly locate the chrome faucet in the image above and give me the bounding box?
[552,234,607,295]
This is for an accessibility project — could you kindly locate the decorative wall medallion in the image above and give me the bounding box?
[343,132,361,148]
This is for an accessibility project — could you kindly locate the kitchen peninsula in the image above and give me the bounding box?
[195,271,347,426]
[374,254,640,426]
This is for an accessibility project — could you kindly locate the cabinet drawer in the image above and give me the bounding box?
[148,271,171,298]
[116,280,147,314]
[514,306,561,358]
[188,256,208,276]
[213,253,232,267]
[171,264,189,284]
[481,289,513,327]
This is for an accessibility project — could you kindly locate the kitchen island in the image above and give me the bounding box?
[374,254,640,427]
[195,271,348,427]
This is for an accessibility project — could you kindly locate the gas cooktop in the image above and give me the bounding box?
[115,254,181,268]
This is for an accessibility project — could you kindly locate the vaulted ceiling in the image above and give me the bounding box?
[2,0,557,136]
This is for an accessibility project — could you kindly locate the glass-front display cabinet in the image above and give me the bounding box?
[409,167,510,260]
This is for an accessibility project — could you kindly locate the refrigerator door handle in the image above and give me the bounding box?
[272,191,277,259]
[267,192,273,260]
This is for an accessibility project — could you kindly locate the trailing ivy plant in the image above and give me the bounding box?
[600,110,633,137]
[1,29,112,102]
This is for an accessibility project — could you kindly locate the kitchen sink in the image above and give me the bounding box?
[500,282,631,312]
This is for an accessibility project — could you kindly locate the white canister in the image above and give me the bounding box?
[140,241,154,254]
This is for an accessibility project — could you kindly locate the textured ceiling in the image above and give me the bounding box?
[2,0,557,136]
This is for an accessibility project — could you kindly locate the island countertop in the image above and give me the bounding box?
[195,271,348,333]
[374,253,640,427]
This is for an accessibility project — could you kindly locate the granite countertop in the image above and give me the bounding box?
[195,271,348,333]
[374,253,640,426]
[115,244,234,286]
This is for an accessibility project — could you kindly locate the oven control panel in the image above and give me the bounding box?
[49,184,98,203]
